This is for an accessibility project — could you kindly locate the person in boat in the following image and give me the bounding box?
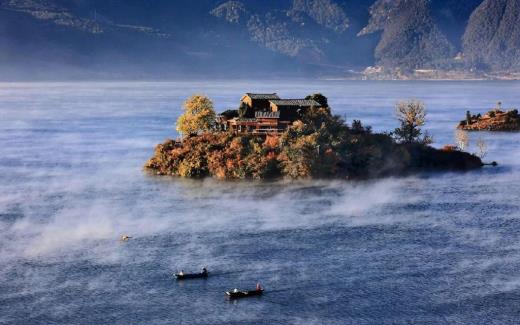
[256,283,262,291]
[201,267,208,275]
[120,235,131,241]
[179,270,184,276]
[233,288,238,293]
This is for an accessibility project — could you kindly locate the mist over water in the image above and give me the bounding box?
[1,81,520,324]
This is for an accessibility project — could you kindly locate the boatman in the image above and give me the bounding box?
[256,283,262,291]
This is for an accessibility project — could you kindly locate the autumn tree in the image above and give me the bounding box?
[394,99,432,144]
[455,129,469,151]
[176,95,216,136]
[279,133,320,178]
[476,137,488,159]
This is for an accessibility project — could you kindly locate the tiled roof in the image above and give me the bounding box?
[245,93,280,100]
[255,111,280,119]
[269,99,320,107]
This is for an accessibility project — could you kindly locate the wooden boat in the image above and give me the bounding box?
[226,288,263,299]
[174,270,208,280]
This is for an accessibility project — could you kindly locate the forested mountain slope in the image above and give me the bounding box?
[0,0,518,79]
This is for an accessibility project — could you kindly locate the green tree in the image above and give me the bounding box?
[305,93,329,107]
[300,105,333,131]
[238,101,255,118]
[393,99,431,144]
[176,95,216,136]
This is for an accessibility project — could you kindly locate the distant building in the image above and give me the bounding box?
[220,93,321,135]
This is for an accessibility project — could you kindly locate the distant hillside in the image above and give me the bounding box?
[463,0,520,71]
[358,0,454,70]
[210,0,375,67]
[1,0,520,79]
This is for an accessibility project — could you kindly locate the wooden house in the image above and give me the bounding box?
[221,93,321,135]
[269,99,321,120]
[227,111,291,134]
[241,93,280,111]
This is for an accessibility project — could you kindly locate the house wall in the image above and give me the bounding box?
[242,96,272,111]
[270,103,306,121]
[241,96,253,108]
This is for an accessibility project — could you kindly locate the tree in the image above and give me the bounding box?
[220,109,239,119]
[393,99,431,144]
[300,105,333,131]
[351,119,371,134]
[455,129,469,151]
[476,137,488,159]
[176,95,216,136]
[279,134,320,178]
[238,101,255,118]
[305,93,328,108]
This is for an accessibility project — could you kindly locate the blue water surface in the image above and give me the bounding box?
[1,81,520,324]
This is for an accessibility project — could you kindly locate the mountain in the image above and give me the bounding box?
[0,0,520,79]
[462,0,520,71]
[0,0,306,79]
[209,0,375,67]
[358,0,454,70]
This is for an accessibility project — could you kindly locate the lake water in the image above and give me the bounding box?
[1,81,520,324]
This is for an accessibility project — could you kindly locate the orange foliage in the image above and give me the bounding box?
[441,145,458,152]
[263,135,279,149]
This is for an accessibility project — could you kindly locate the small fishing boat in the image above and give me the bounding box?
[174,268,208,280]
[226,284,263,299]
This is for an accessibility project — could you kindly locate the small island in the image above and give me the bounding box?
[458,102,520,131]
[145,93,483,180]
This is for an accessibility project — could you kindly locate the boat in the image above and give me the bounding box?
[174,268,208,280]
[226,284,263,299]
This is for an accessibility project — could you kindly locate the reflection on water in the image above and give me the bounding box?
[1,81,520,324]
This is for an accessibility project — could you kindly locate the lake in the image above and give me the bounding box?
[1,80,520,324]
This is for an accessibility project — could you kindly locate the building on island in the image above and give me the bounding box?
[241,93,280,112]
[269,99,320,121]
[219,93,321,135]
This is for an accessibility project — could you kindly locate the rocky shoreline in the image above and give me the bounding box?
[458,106,520,131]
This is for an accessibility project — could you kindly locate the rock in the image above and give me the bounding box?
[458,108,520,131]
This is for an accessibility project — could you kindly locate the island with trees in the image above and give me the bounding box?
[458,102,520,131]
[145,93,483,180]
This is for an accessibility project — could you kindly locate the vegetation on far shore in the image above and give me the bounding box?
[145,94,483,180]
